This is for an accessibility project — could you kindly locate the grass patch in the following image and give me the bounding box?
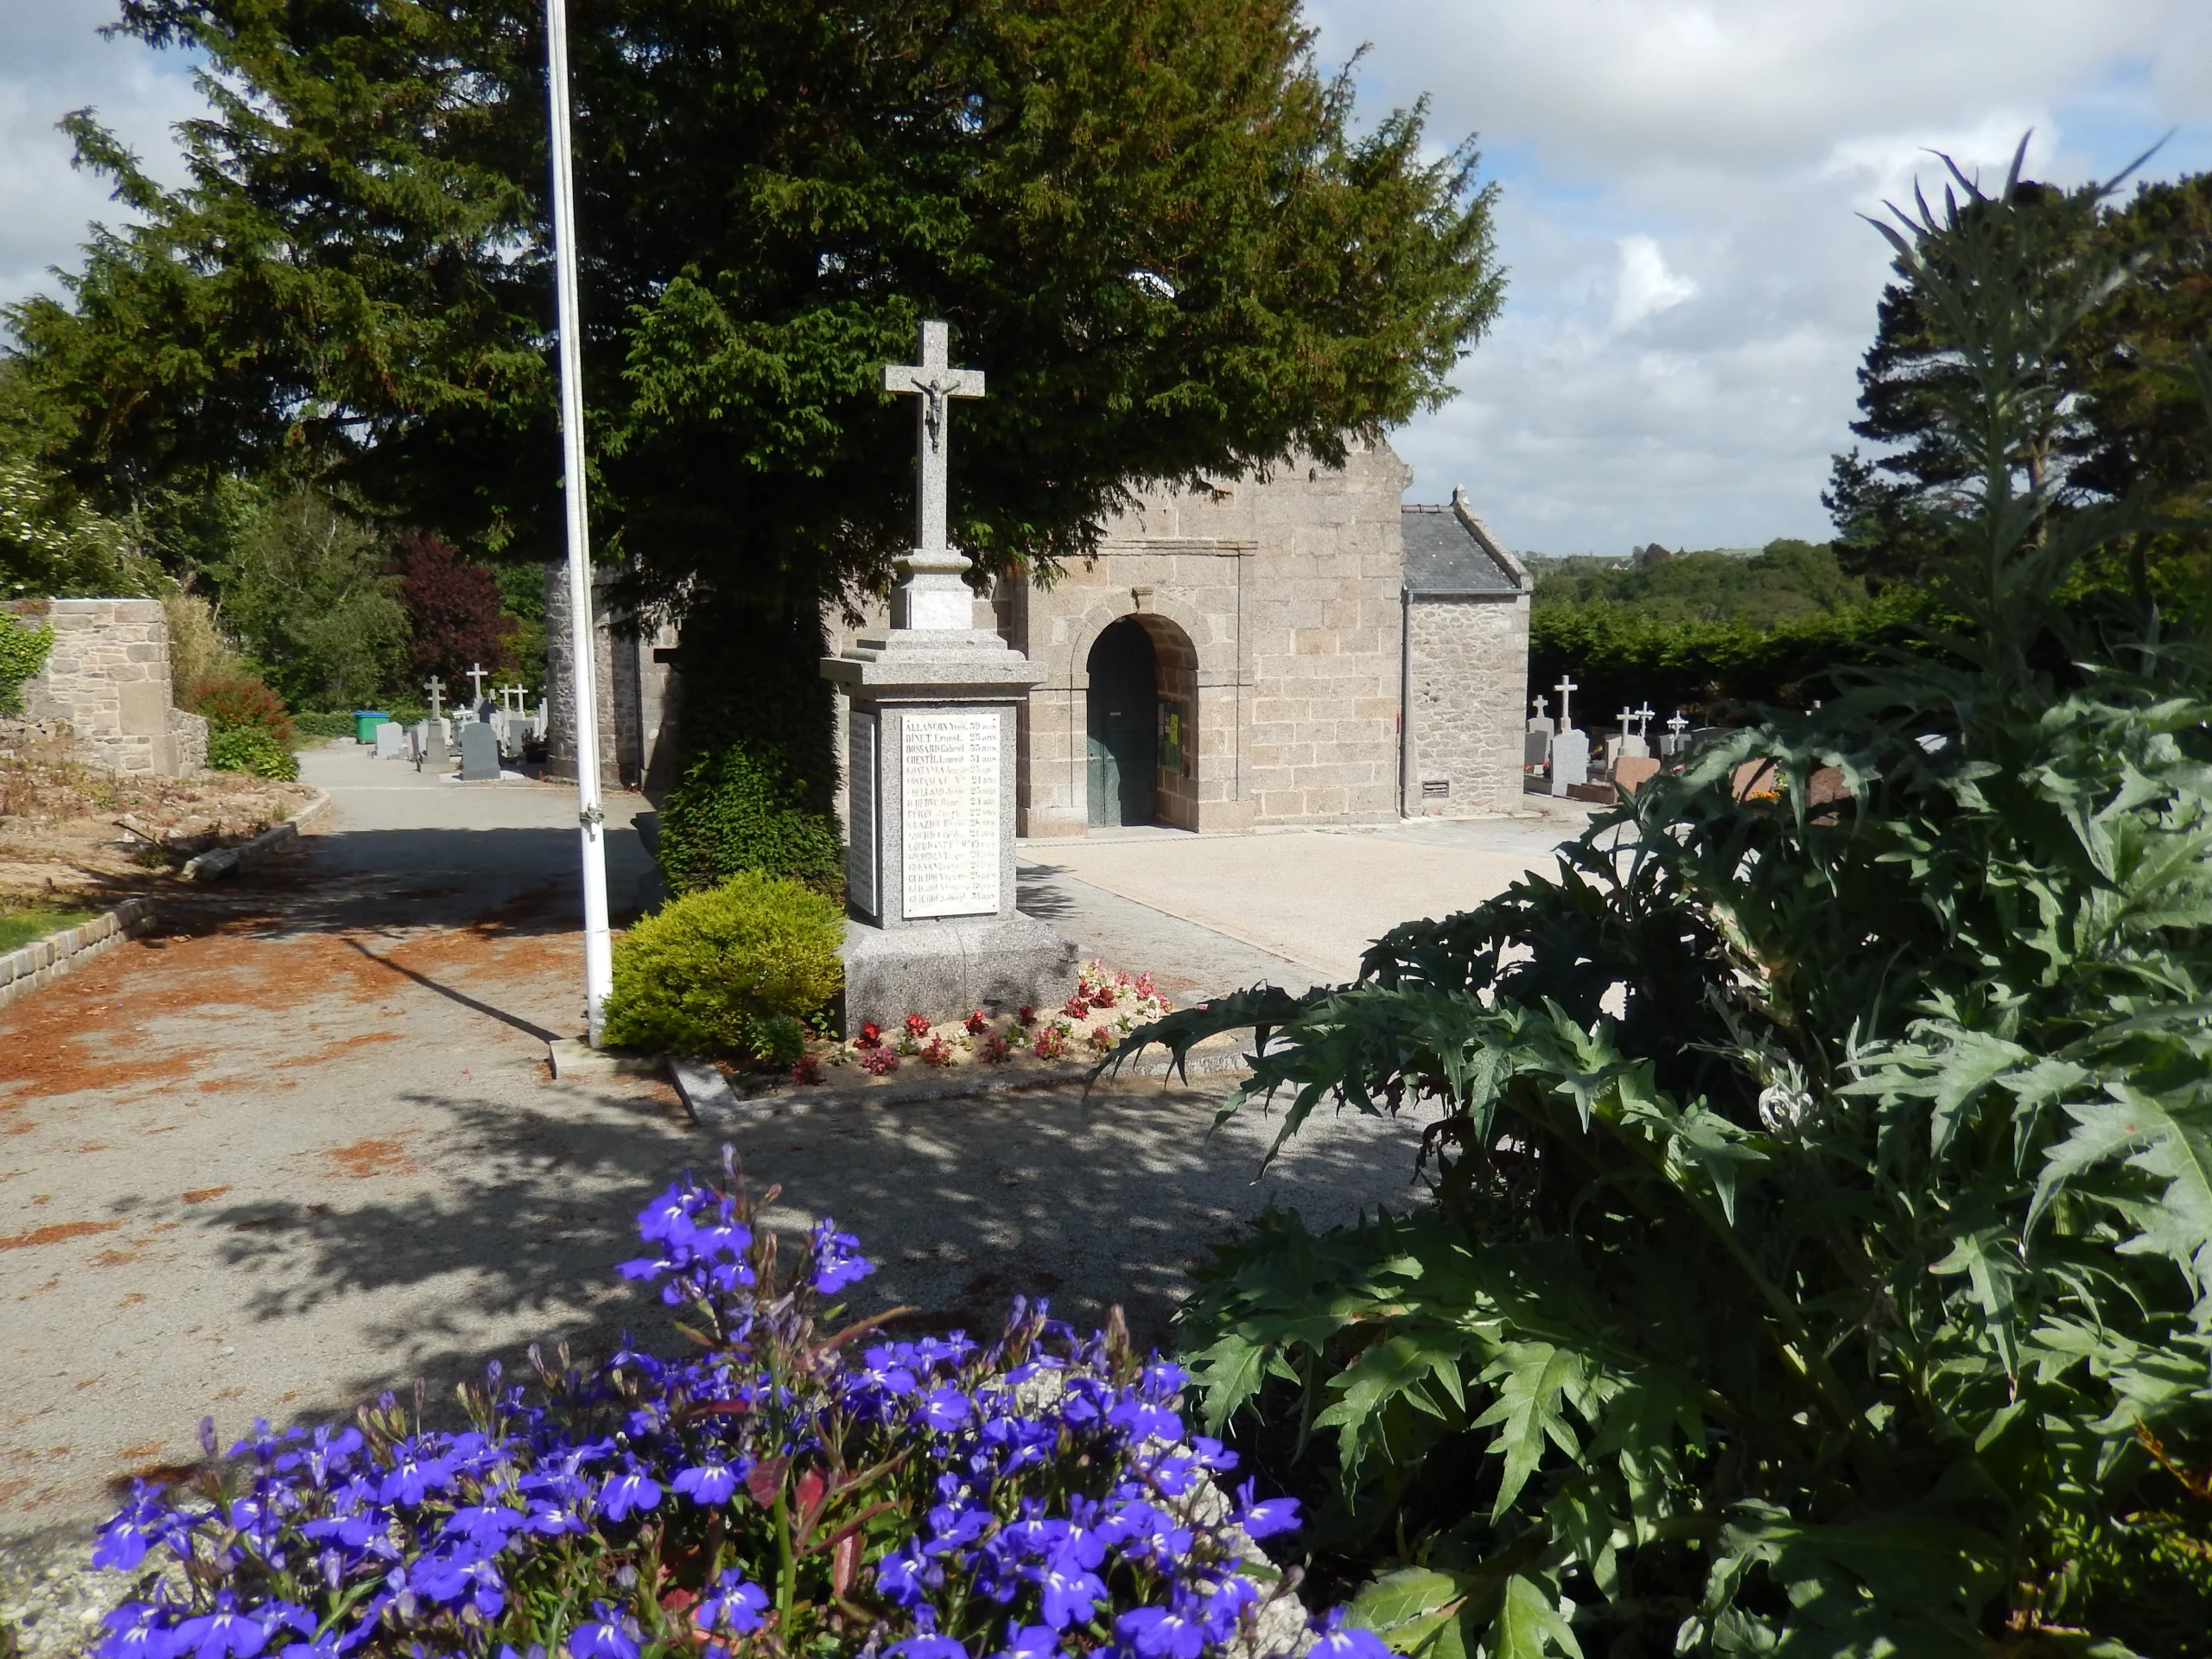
[0,906,99,953]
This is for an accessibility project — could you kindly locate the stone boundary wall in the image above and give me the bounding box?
[543,566,679,792]
[3,598,195,778]
[0,897,159,1010]
[1407,593,1530,817]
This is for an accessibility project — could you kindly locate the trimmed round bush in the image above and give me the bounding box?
[602,871,843,1054]
[206,724,300,781]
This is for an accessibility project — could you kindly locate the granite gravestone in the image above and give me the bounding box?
[418,677,450,767]
[1549,676,1588,796]
[822,320,1075,1030]
[460,721,503,781]
[373,721,406,759]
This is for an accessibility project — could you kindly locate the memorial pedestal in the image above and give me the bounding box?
[823,626,1075,1032]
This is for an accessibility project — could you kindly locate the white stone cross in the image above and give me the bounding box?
[1529,696,1547,721]
[466,662,489,703]
[1667,711,1689,737]
[498,683,530,712]
[1634,702,1656,738]
[1554,675,1579,730]
[423,676,445,720]
[883,320,986,563]
[1615,705,1635,735]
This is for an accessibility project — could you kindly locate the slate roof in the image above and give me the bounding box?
[1401,499,1528,596]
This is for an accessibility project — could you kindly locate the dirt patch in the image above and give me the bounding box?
[0,723,319,908]
[181,1186,230,1205]
[0,1221,121,1251]
[319,1135,419,1179]
[276,1032,404,1070]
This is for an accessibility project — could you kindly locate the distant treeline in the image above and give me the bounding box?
[1528,549,1931,721]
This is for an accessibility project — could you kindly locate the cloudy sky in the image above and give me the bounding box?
[3,2,2210,554]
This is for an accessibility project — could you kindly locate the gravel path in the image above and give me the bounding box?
[0,746,1437,1639]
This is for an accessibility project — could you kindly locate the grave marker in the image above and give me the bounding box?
[1549,675,1585,798]
[373,721,405,759]
[460,721,503,781]
[822,319,1074,1028]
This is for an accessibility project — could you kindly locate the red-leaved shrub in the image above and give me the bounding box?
[184,674,295,744]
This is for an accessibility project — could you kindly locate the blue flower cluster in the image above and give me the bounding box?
[90,1156,1382,1659]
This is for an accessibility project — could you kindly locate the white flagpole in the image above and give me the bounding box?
[543,0,613,1044]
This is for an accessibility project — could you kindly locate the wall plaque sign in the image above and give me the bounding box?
[901,709,1000,918]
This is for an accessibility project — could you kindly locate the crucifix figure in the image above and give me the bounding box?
[466,662,489,704]
[1554,675,1579,732]
[1635,702,1656,739]
[883,320,987,575]
[423,676,445,721]
[1667,711,1689,737]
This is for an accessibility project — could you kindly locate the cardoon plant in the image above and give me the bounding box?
[89,1151,1358,1659]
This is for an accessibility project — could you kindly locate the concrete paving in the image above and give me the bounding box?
[1026,810,1590,985]
[0,742,1437,1583]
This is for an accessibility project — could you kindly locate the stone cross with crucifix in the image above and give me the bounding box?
[882,321,987,630]
[818,315,1071,1029]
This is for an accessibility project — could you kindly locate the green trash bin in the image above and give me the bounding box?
[352,710,391,743]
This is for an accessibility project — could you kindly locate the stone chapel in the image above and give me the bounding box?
[830,439,1531,836]
[548,440,1532,830]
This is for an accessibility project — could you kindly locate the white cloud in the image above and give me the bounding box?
[1316,0,2212,552]
[1611,236,1698,332]
[0,0,203,317]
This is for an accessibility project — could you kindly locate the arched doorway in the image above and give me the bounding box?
[1086,619,1156,827]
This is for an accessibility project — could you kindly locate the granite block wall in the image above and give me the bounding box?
[1407,593,1530,817]
[4,597,198,778]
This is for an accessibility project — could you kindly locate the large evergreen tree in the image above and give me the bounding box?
[8,0,1503,610]
[1825,164,2211,609]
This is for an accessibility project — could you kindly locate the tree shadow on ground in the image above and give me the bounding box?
[194,1076,1431,1419]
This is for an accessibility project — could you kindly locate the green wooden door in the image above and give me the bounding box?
[1085,620,1157,827]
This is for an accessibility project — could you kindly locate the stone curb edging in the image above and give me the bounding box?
[545,1034,1251,1128]
[0,896,159,1011]
[674,1045,1252,1128]
[181,790,330,881]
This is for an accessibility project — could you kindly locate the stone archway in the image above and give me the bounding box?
[1083,613,1200,829]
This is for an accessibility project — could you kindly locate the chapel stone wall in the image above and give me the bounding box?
[4,597,202,779]
[543,566,679,791]
[1408,593,1530,816]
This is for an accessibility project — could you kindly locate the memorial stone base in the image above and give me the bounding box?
[824,623,1074,1033]
[840,912,1077,1033]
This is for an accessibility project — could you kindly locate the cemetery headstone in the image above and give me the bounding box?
[1549,676,1586,798]
[1614,755,1661,795]
[1660,711,1691,758]
[1524,728,1552,769]
[1618,702,1651,761]
[459,721,502,781]
[1527,696,1554,736]
[821,319,1075,1030]
[373,721,405,759]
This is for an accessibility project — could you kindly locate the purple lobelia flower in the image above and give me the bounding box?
[171,1592,273,1659]
[598,1465,662,1522]
[671,1454,741,1505]
[808,1217,874,1294]
[1309,1611,1392,1659]
[568,1605,640,1659]
[695,1569,769,1639]
[1116,1599,1209,1659]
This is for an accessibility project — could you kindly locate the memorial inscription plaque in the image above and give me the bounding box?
[847,710,879,918]
[901,709,999,918]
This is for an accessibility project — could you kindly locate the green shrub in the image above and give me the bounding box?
[655,599,844,895]
[0,616,53,715]
[206,724,300,781]
[602,871,843,1055]
[289,710,356,741]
